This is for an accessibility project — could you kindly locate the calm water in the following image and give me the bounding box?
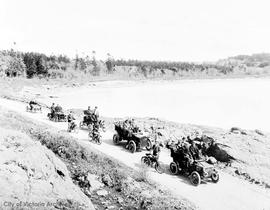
[52,78,270,131]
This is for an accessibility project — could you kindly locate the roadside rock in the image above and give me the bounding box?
[87,173,104,191]
[117,197,124,204]
[0,127,94,209]
[96,189,108,196]
[140,190,152,199]
[101,173,114,187]
[255,129,264,136]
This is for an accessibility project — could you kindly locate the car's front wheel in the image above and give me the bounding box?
[155,162,164,174]
[190,171,201,186]
[129,140,136,153]
[211,171,219,183]
[113,133,120,145]
[145,139,152,151]
[170,162,179,175]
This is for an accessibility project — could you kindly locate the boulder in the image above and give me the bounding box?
[87,174,104,192]
[96,189,108,196]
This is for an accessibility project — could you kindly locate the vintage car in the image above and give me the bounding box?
[112,123,153,153]
[167,143,219,186]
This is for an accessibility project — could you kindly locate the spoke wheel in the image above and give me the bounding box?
[190,171,201,186]
[211,171,219,183]
[141,156,150,166]
[155,162,164,174]
[170,162,179,175]
[129,141,136,153]
[113,133,120,145]
[146,139,152,151]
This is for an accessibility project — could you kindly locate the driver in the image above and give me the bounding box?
[182,143,193,169]
[55,104,62,113]
[189,140,201,160]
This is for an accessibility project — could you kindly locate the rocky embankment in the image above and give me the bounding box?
[0,127,94,209]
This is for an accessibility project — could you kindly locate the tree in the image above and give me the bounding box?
[75,53,79,70]
[23,53,37,78]
[35,55,47,75]
[105,53,114,73]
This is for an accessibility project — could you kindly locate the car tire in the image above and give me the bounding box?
[129,140,136,153]
[170,162,179,175]
[145,139,152,151]
[155,162,164,174]
[211,171,219,183]
[190,171,201,186]
[113,133,120,145]
[141,156,150,166]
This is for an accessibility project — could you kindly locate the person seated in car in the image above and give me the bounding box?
[182,143,193,169]
[83,106,92,123]
[29,100,38,110]
[54,104,62,113]
[50,103,55,116]
[84,106,93,115]
[189,140,203,160]
[93,106,99,118]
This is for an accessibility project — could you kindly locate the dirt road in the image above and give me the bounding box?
[1,98,270,210]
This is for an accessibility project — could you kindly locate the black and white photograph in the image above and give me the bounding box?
[0,0,270,209]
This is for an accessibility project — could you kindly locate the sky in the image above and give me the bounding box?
[1,0,270,61]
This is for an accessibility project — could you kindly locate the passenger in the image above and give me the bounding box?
[29,100,38,110]
[83,106,91,123]
[129,119,137,132]
[189,141,201,160]
[87,106,91,112]
[85,106,92,115]
[182,143,193,169]
[50,103,55,115]
[55,104,62,113]
[201,142,208,157]
[123,119,129,129]
[93,106,99,118]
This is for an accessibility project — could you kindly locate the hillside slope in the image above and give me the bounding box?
[0,127,94,209]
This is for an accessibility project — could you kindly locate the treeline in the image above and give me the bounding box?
[228,53,270,68]
[1,49,269,79]
[114,59,233,74]
[0,50,112,78]
[0,50,72,78]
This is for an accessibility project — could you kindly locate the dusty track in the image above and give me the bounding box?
[1,98,270,210]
